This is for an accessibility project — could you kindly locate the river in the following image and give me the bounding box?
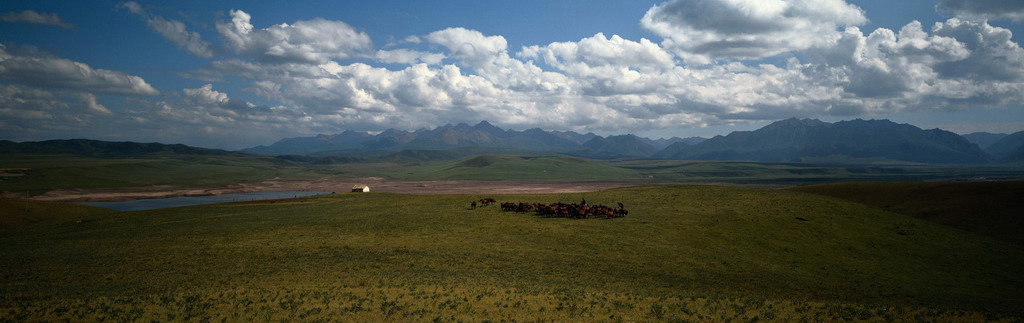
[82,191,331,211]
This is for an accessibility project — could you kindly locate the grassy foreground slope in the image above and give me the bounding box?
[0,199,113,229]
[2,185,1021,321]
[790,181,1024,245]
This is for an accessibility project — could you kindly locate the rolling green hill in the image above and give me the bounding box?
[1,185,1021,320]
[790,181,1024,245]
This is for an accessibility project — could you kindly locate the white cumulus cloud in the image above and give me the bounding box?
[0,44,160,96]
[176,17,1024,141]
[79,93,112,115]
[216,9,373,64]
[521,33,675,71]
[374,49,446,65]
[936,0,1024,22]
[803,18,1024,114]
[426,27,509,68]
[184,84,229,106]
[119,2,214,58]
[0,85,126,141]
[641,0,867,64]
[1,10,74,29]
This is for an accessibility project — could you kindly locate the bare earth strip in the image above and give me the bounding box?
[28,177,645,202]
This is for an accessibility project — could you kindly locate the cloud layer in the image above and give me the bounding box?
[0,44,159,95]
[120,2,214,58]
[177,11,1024,143]
[216,10,372,64]
[937,0,1024,22]
[640,0,867,64]
[3,1,1024,149]
[1,10,74,29]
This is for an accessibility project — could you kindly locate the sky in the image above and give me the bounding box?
[2,0,1024,150]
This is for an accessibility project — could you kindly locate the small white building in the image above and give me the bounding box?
[351,184,370,192]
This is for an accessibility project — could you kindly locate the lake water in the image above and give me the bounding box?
[82,191,331,211]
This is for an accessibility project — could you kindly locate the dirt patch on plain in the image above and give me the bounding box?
[29,177,647,202]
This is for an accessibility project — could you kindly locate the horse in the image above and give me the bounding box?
[614,208,628,217]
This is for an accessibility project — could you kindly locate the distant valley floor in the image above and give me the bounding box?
[27,177,651,202]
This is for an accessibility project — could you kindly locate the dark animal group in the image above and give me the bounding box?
[470,198,497,209]
[470,198,628,219]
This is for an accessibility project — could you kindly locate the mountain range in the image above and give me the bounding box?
[984,131,1024,162]
[242,118,1014,164]
[0,138,240,157]
[962,132,1008,150]
[7,119,1023,165]
[654,118,992,164]
[243,121,703,157]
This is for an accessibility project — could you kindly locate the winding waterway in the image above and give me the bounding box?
[82,191,330,211]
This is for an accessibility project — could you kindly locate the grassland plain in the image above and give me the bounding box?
[607,159,1024,184]
[316,156,1024,188]
[5,153,1024,199]
[790,181,1024,245]
[1,185,1022,321]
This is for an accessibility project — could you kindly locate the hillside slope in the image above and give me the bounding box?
[790,181,1024,245]
[1,186,1020,320]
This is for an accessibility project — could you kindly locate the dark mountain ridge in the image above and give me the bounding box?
[243,121,698,156]
[963,132,1008,150]
[19,119,1009,165]
[655,118,993,164]
[985,131,1024,162]
[582,135,660,157]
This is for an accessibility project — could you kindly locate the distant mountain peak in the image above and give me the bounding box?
[767,117,827,128]
[582,134,659,157]
[472,120,508,137]
[241,117,997,163]
[378,128,404,136]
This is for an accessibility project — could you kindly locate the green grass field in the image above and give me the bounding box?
[317,156,1024,187]
[2,185,1021,321]
[791,181,1024,245]
[382,155,643,181]
[610,159,1024,184]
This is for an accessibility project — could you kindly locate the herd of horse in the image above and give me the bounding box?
[472,198,628,219]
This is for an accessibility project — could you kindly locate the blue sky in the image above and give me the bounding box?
[2,0,1024,149]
